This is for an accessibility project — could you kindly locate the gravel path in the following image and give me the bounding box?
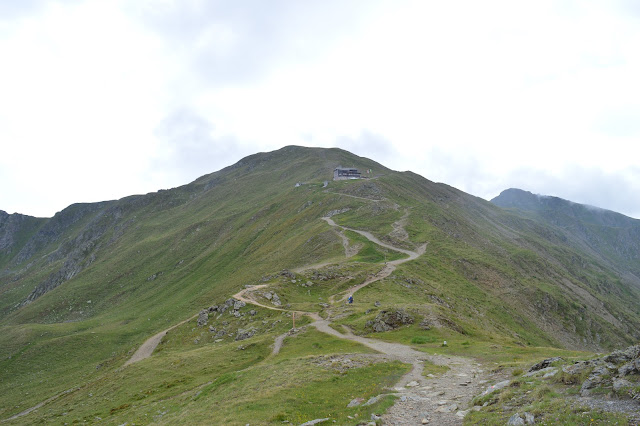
[235,217,487,424]
[118,215,488,425]
[124,313,198,367]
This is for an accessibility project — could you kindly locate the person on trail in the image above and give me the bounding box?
[348,295,353,304]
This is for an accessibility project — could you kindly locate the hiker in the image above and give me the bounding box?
[348,295,353,304]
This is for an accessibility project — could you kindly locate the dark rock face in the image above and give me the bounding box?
[366,310,413,332]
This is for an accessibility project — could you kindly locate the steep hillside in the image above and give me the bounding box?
[1,147,639,424]
[492,188,640,280]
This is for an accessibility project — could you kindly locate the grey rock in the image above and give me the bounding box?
[523,366,556,378]
[436,403,457,413]
[363,395,381,406]
[528,357,563,372]
[591,365,611,377]
[562,361,589,375]
[299,418,330,426]
[612,378,632,393]
[580,375,605,396]
[618,361,637,376]
[366,309,413,332]
[249,310,257,316]
[481,380,510,396]
[507,414,525,425]
[233,300,246,310]
[235,328,256,341]
[271,293,282,307]
[604,345,640,364]
[347,398,364,407]
[197,310,208,327]
[524,412,535,424]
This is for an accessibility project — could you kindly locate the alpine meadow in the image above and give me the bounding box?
[1,146,639,425]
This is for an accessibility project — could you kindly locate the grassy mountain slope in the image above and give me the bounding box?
[1,147,639,423]
[492,188,640,278]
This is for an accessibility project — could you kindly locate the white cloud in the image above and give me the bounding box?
[1,0,639,218]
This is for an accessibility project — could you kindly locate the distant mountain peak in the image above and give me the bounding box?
[491,188,637,228]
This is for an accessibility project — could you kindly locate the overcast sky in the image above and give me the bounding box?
[1,1,639,218]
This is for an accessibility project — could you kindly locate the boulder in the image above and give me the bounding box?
[347,398,364,407]
[523,366,556,378]
[197,310,208,327]
[481,380,510,396]
[235,328,256,341]
[580,375,604,396]
[562,361,589,375]
[612,378,632,393]
[524,412,535,424]
[271,293,282,307]
[363,395,381,406]
[528,357,563,372]
[233,300,246,310]
[366,309,413,332]
[618,361,637,376]
[604,345,640,364]
[507,414,525,425]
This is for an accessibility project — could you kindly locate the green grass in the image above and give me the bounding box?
[2,146,640,423]
[344,230,408,263]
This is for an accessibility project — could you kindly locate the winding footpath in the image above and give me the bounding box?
[232,217,490,425]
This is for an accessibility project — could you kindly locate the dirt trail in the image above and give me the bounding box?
[232,216,485,424]
[9,214,482,424]
[390,209,410,242]
[124,313,198,367]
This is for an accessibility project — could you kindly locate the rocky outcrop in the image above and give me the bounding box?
[0,211,45,259]
[366,309,413,332]
[559,345,640,399]
[263,291,281,307]
[197,310,208,327]
[207,298,247,317]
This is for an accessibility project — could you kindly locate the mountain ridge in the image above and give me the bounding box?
[1,146,639,423]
